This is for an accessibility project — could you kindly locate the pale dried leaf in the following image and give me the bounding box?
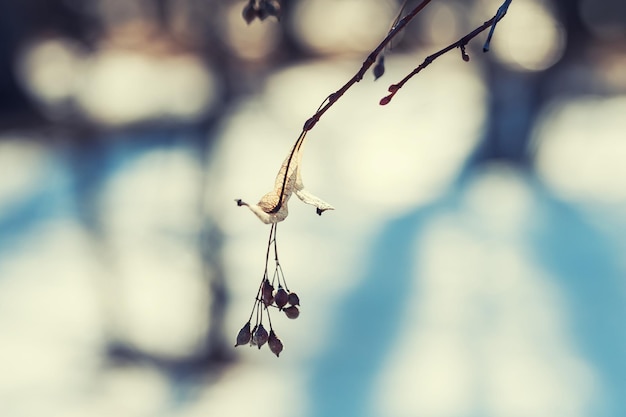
[295,188,334,214]
[292,137,334,214]
[237,133,333,223]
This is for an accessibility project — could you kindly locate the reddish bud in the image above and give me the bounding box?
[283,305,300,319]
[262,279,274,306]
[274,288,289,309]
[235,322,252,346]
[379,95,392,106]
[288,292,300,306]
[252,324,269,348]
[388,84,399,93]
[268,330,284,357]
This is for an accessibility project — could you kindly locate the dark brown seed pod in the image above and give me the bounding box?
[242,1,257,24]
[274,288,289,309]
[257,0,281,20]
[261,279,274,306]
[235,322,252,346]
[256,1,270,20]
[252,324,269,348]
[288,292,300,306]
[373,55,385,80]
[283,305,300,319]
[268,330,284,357]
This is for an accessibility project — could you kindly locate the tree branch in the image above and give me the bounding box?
[301,0,434,132]
[380,0,512,105]
[270,0,512,213]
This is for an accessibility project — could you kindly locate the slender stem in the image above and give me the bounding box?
[263,223,276,275]
[273,263,288,292]
[248,223,278,322]
[273,223,280,263]
[266,305,274,330]
[247,300,257,323]
[483,0,512,52]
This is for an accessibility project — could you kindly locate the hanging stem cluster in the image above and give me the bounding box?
[235,0,513,356]
[234,224,301,356]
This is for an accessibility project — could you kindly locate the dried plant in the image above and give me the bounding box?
[235,0,513,355]
[233,222,301,357]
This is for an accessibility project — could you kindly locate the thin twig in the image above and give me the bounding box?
[380,1,512,105]
[270,0,511,212]
[267,0,433,214]
[483,0,512,52]
[301,0,433,133]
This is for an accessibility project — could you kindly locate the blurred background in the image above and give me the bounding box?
[0,0,625,416]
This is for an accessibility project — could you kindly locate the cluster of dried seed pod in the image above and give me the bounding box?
[235,322,285,357]
[242,0,281,24]
[235,278,301,357]
[261,278,300,318]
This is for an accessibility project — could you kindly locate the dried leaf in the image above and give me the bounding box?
[237,133,333,223]
[292,136,334,215]
[295,188,334,215]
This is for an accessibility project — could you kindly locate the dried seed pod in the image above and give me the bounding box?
[460,45,470,62]
[373,55,385,80]
[235,322,252,346]
[268,330,284,357]
[252,323,269,348]
[242,1,257,24]
[274,287,289,309]
[261,0,281,20]
[287,292,300,306]
[256,0,270,20]
[283,305,300,319]
[261,279,274,306]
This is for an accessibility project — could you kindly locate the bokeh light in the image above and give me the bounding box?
[292,0,395,55]
[221,2,281,62]
[16,37,84,115]
[579,0,626,41]
[534,95,626,204]
[77,50,217,125]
